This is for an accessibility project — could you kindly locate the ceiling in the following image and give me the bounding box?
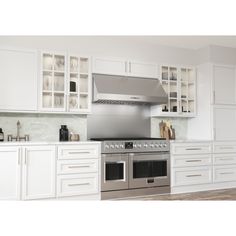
[131,36,236,50]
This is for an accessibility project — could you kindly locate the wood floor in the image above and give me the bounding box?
[121,188,236,200]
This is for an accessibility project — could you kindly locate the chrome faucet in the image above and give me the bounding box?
[7,121,29,142]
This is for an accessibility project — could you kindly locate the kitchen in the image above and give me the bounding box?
[1,36,236,202]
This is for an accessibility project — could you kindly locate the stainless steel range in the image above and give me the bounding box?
[91,137,170,200]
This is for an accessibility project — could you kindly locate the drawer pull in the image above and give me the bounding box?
[185,148,202,151]
[219,147,234,150]
[68,165,90,169]
[186,174,202,177]
[185,160,202,163]
[68,151,91,154]
[219,172,235,175]
[68,183,90,187]
[219,158,234,161]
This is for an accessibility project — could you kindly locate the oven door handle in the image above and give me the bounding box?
[129,153,169,161]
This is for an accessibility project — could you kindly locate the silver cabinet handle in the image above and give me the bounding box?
[186,174,202,177]
[219,158,234,161]
[125,62,127,73]
[219,172,234,175]
[68,151,91,154]
[68,183,90,187]
[68,165,90,169]
[185,160,202,163]
[18,155,21,165]
[219,147,234,149]
[185,148,202,151]
[129,62,131,73]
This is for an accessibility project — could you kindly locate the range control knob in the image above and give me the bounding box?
[105,145,110,149]
[150,144,154,148]
[110,144,115,149]
[137,144,142,148]
[154,144,159,148]
[115,145,119,149]
[144,144,148,148]
[159,144,163,148]
[120,144,124,148]
[133,144,137,148]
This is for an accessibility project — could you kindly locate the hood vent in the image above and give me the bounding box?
[92,73,168,105]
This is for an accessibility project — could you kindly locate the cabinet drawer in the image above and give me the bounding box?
[213,154,236,165]
[172,155,212,168]
[213,143,236,153]
[171,143,212,155]
[57,159,98,175]
[58,145,99,160]
[213,165,236,183]
[172,167,212,187]
[57,173,99,197]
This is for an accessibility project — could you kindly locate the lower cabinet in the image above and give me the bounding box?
[22,146,56,200]
[0,147,21,200]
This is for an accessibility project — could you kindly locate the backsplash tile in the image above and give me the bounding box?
[0,113,87,141]
[151,117,188,140]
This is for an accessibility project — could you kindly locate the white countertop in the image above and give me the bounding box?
[0,141,101,146]
[170,139,213,143]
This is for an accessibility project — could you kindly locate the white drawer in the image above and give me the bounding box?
[172,166,212,187]
[171,143,212,155]
[57,173,99,197]
[57,159,98,175]
[172,155,212,168]
[213,154,236,165]
[213,143,236,153]
[213,165,236,183]
[58,145,99,160]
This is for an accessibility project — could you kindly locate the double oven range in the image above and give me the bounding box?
[92,137,170,199]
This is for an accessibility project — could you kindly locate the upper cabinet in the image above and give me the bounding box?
[213,65,236,105]
[92,57,158,78]
[151,65,196,117]
[0,48,38,111]
[40,52,91,114]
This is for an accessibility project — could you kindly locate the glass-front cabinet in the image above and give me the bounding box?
[151,65,196,117]
[40,52,91,113]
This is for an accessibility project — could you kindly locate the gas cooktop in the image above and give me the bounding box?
[91,137,166,141]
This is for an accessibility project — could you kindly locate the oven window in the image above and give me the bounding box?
[106,162,124,181]
[133,160,167,179]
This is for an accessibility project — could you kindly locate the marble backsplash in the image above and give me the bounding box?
[151,117,188,140]
[0,113,87,142]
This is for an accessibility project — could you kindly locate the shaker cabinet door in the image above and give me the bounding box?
[213,65,236,105]
[0,48,38,111]
[22,146,56,200]
[128,61,158,78]
[214,106,236,141]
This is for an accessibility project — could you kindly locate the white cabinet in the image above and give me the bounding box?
[92,57,158,78]
[151,65,196,117]
[0,147,21,200]
[213,65,236,105]
[40,52,91,114]
[214,106,236,141]
[22,146,56,200]
[0,48,38,111]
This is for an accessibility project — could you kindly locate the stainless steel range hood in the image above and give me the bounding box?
[92,73,168,105]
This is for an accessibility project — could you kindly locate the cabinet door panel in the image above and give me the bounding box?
[0,147,21,200]
[92,57,126,76]
[0,49,38,111]
[129,61,158,78]
[22,146,56,200]
[214,106,236,141]
[214,65,236,104]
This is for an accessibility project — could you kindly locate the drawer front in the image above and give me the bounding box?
[213,165,236,183]
[57,173,99,197]
[172,167,212,187]
[57,159,98,175]
[213,143,236,153]
[171,143,212,155]
[213,154,236,165]
[58,145,99,160]
[172,155,212,168]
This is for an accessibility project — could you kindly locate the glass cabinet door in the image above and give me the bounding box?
[42,52,66,111]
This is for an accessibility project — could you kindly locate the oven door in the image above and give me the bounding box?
[129,152,170,189]
[101,154,129,191]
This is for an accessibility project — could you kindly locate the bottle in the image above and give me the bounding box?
[59,125,69,141]
[0,128,4,142]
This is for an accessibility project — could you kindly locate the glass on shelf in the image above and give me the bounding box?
[70,56,79,72]
[69,95,78,110]
[169,67,177,81]
[70,81,77,93]
[80,58,89,74]
[54,72,64,91]
[170,100,178,112]
[80,74,88,93]
[54,55,65,71]
[54,94,64,108]
[43,92,52,108]
[43,53,53,70]
[79,94,88,109]
[43,71,53,91]
[162,104,169,113]
[181,100,188,113]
